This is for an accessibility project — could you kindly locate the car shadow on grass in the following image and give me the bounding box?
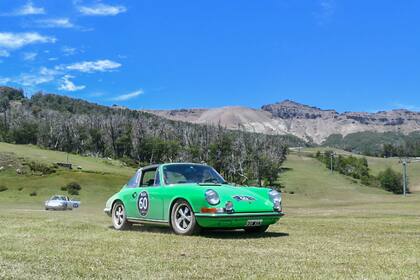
[108,225,288,239]
[200,229,289,239]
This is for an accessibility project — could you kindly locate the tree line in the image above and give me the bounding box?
[322,132,420,158]
[315,150,404,194]
[0,87,307,185]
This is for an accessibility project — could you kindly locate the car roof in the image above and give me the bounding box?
[138,162,208,172]
[138,164,160,171]
[51,195,67,199]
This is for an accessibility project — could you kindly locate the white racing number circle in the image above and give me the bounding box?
[137,191,149,216]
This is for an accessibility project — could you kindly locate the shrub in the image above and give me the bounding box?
[18,187,23,191]
[120,156,139,168]
[30,191,37,196]
[377,168,404,194]
[62,182,81,195]
[25,161,57,175]
[0,185,8,192]
[361,175,379,188]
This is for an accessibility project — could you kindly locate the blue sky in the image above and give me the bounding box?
[0,1,419,112]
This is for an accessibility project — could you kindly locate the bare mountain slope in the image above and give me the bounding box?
[145,100,420,144]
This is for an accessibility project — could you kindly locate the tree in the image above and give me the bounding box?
[11,122,38,144]
[377,168,403,194]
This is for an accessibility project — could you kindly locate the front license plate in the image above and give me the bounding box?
[246,219,263,227]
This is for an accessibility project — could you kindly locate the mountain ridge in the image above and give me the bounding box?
[144,100,420,144]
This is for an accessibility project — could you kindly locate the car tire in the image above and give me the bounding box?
[112,201,131,230]
[244,225,269,234]
[170,199,200,235]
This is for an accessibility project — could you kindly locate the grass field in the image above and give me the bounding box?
[295,147,420,192]
[0,143,419,279]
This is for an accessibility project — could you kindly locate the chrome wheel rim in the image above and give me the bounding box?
[113,204,125,227]
[174,204,192,232]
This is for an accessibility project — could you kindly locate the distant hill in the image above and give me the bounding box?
[0,86,308,184]
[146,100,420,144]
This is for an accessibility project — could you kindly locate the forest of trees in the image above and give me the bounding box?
[0,86,308,186]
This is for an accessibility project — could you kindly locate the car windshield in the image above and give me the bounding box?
[163,164,226,185]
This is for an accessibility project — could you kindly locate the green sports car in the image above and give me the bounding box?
[104,163,284,235]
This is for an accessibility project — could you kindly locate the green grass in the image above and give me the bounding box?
[0,142,135,176]
[0,143,419,279]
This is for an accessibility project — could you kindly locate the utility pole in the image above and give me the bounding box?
[402,160,407,196]
[330,152,336,174]
[399,157,420,197]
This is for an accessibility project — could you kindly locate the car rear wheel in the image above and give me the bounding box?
[112,202,131,230]
[244,225,269,234]
[170,200,200,235]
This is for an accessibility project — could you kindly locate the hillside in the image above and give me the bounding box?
[0,142,134,205]
[146,100,420,144]
[0,87,308,186]
[295,147,420,192]
[1,142,416,206]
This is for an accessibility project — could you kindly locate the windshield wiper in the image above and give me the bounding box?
[198,182,222,186]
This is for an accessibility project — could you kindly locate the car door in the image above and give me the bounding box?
[134,168,165,221]
[121,170,142,218]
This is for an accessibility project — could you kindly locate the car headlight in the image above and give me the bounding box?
[269,189,282,211]
[205,189,220,205]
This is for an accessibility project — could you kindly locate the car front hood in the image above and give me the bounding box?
[197,184,274,213]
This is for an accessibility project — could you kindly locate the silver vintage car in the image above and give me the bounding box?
[45,195,80,210]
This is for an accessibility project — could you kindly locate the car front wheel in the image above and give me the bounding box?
[112,202,131,230]
[170,199,200,235]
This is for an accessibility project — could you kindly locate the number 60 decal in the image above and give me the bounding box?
[137,191,149,216]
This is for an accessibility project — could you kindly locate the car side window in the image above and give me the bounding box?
[154,170,161,186]
[140,169,157,187]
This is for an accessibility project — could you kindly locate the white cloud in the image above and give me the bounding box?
[0,32,56,49]
[0,50,10,57]
[315,0,336,26]
[0,77,11,84]
[66,59,121,73]
[59,75,85,91]
[23,52,37,61]
[11,1,46,16]
[111,90,143,101]
[62,46,77,56]
[78,3,126,16]
[35,18,75,28]
[17,67,61,86]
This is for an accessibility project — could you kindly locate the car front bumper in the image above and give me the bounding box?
[195,212,285,228]
[104,208,111,217]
